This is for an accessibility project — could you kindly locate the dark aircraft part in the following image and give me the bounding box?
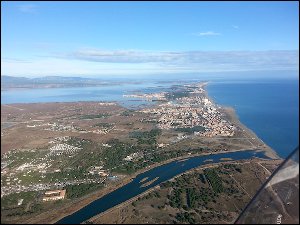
[235,147,299,224]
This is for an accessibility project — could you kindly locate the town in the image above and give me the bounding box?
[141,83,236,137]
[1,82,275,224]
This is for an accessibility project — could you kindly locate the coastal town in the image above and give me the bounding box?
[1,82,278,224]
[141,83,236,137]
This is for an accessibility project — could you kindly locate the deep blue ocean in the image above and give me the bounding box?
[1,74,299,158]
[207,79,299,158]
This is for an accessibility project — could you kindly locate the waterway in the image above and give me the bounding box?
[57,150,269,224]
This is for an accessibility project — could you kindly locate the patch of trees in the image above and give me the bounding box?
[129,129,161,146]
[153,191,161,198]
[1,191,37,210]
[79,113,110,119]
[101,141,138,170]
[186,188,197,208]
[222,164,243,174]
[120,110,135,116]
[66,183,103,199]
[93,122,113,128]
[169,188,184,208]
[204,168,224,193]
[175,126,206,134]
[199,174,206,184]
[166,91,191,100]
[168,173,218,209]
[160,181,172,188]
[175,212,196,224]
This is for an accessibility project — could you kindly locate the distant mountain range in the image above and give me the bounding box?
[2,75,92,83]
[1,75,138,90]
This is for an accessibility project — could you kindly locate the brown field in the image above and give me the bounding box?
[1,102,154,154]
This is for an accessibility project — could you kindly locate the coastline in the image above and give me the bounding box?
[3,81,281,224]
[222,106,279,159]
[203,82,279,160]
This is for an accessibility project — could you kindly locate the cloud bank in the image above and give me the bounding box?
[67,49,298,70]
[2,50,299,76]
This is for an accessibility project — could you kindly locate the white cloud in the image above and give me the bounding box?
[66,49,299,68]
[194,31,221,36]
[232,25,239,29]
[17,4,37,13]
[2,50,298,76]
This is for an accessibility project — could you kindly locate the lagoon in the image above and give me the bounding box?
[2,77,298,157]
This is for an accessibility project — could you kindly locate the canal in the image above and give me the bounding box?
[57,150,269,224]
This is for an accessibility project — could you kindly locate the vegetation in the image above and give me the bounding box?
[120,110,135,116]
[169,188,183,208]
[222,164,243,173]
[129,129,161,145]
[4,149,48,169]
[204,168,223,193]
[66,183,103,199]
[79,113,110,120]
[102,139,139,171]
[1,191,45,218]
[199,174,206,184]
[175,126,206,134]
[66,136,92,147]
[166,91,191,100]
[1,191,37,209]
[186,187,197,208]
[92,123,113,128]
[175,212,196,224]
[165,169,224,212]
[122,163,261,224]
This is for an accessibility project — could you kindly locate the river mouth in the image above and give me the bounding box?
[56,149,269,224]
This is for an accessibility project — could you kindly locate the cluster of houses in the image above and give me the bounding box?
[141,85,235,137]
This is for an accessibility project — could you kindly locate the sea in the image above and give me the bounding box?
[1,72,299,158]
[207,78,299,158]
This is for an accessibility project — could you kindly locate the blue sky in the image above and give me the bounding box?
[1,1,299,77]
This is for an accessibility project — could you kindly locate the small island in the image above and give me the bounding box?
[140,177,159,188]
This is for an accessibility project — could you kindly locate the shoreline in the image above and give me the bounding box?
[221,106,279,159]
[203,83,279,160]
[3,81,281,224]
